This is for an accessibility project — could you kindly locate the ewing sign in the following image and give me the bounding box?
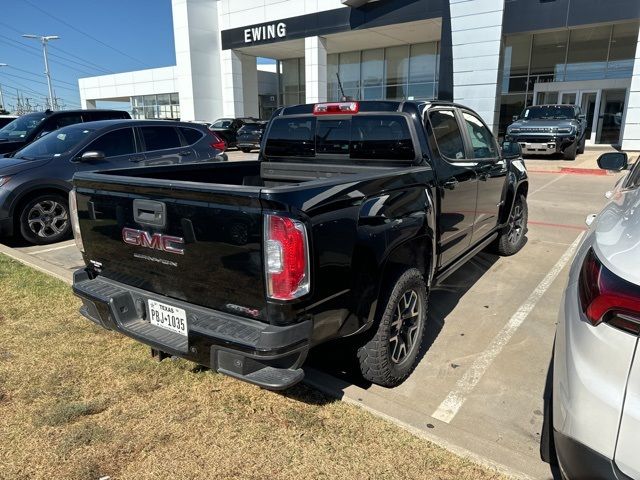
[244,22,286,43]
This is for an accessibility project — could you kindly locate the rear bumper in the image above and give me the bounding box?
[554,430,633,480]
[73,269,312,390]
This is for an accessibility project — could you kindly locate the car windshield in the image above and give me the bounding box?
[520,105,574,120]
[0,113,47,141]
[13,125,95,160]
[212,120,232,128]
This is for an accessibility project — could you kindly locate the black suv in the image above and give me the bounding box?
[0,109,130,156]
[506,104,587,160]
[209,117,259,149]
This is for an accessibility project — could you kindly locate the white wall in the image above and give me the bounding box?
[450,0,504,133]
[622,27,640,150]
[172,0,224,122]
[78,66,179,109]
[219,0,345,30]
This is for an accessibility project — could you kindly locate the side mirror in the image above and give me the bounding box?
[501,140,522,158]
[78,150,105,162]
[597,152,628,172]
[512,115,518,122]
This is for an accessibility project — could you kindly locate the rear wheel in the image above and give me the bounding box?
[495,193,528,256]
[19,194,70,245]
[357,269,427,387]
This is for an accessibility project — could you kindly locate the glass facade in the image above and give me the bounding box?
[131,93,180,120]
[328,42,439,102]
[278,41,439,106]
[499,22,639,135]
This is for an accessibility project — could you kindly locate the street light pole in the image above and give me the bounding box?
[0,63,7,111]
[22,34,59,110]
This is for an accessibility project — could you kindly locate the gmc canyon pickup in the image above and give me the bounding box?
[71,101,528,390]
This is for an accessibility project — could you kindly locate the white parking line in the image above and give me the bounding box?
[431,231,585,424]
[31,243,76,254]
[528,173,566,197]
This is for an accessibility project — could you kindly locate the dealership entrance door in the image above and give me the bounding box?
[533,79,631,146]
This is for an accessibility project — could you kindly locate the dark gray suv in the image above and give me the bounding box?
[506,104,587,160]
[0,119,227,245]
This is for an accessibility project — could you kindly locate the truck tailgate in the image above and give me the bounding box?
[75,177,267,320]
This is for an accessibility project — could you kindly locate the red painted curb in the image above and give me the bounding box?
[526,168,608,176]
[559,167,608,176]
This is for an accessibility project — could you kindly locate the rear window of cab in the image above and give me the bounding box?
[264,115,415,161]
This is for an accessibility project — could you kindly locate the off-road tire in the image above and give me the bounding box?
[495,193,528,256]
[562,141,577,160]
[577,135,586,155]
[357,268,427,387]
[19,193,71,245]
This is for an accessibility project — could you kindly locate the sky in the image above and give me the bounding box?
[0,0,177,111]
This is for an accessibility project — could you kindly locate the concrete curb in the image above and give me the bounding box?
[0,243,73,285]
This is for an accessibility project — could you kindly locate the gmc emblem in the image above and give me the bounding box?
[122,227,185,255]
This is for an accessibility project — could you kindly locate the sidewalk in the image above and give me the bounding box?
[524,147,639,175]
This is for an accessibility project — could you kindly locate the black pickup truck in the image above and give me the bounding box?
[71,101,528,390]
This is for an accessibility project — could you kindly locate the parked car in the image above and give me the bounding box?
[236,121,267,152]
[541,151,640,479]
[0,119,227,245]
[506,104,587,160]
[0,109,130,156]
[71,100,528,391]
[0,115,17,129]
[209,117,259,148]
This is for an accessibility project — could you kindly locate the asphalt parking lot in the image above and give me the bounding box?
[0,152,622,479]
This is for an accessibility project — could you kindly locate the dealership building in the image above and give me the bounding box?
[78,0,640,149]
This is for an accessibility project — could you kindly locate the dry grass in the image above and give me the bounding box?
[0,255,506,480]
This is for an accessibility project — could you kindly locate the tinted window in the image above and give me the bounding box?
[350,116,415,160]
[212,120,233,129]
[0,113,46,140]
[140,126,181,151]
[54,114,83,129]
[239,123,265,133]
[429,110,466,160]
[316,119,350,154]
[87,128,136,157]
[521,105,575,120]
[264,117,315,157]
[461,112,497,159]
[179,127,203,145]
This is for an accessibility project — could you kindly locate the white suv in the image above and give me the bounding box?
[542,152,640,479]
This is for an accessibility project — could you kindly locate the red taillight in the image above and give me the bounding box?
[264,214,310,300]
[579,249,640,334]
[209,132,226,151]
[313,102,359,115]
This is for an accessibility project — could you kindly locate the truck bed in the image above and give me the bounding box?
[99,160,397,189]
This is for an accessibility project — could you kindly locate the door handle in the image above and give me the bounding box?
[179,150,192,156]
[442,179,459,190]
[129,155,144,162]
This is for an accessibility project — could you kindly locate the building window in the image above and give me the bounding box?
[279,58,305,106]
[131,93,180,120]
[324,42,439,104]
[498,22,639,136]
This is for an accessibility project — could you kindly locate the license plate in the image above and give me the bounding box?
[148,299,187,336]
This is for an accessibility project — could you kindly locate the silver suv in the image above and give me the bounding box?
[541,152,640,479]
